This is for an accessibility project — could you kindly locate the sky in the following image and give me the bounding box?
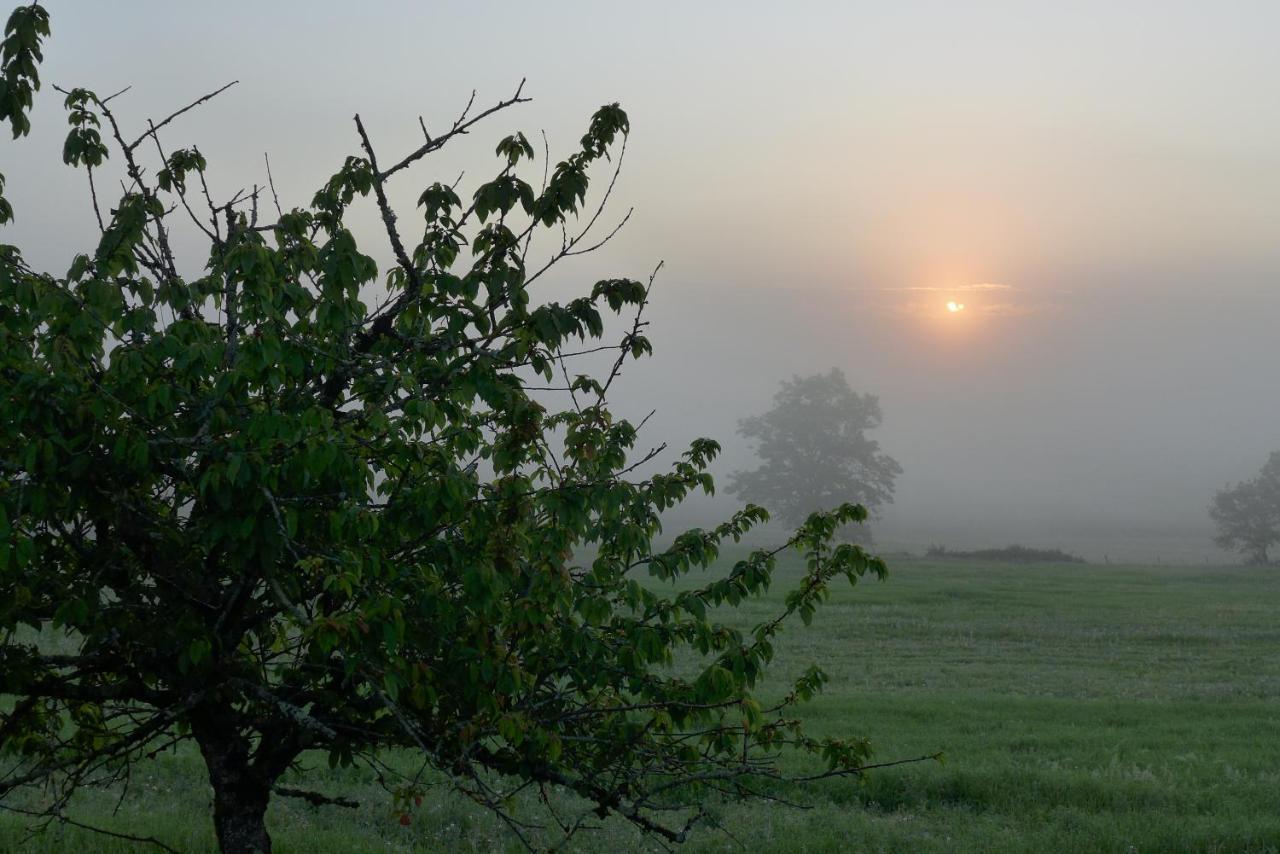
[7,1,1280,561]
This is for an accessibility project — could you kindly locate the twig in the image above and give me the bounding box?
[263,152,283,218]
[0,803,178,853]
[100,85,132,104]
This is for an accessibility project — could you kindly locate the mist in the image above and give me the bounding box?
[8,0,1279,563]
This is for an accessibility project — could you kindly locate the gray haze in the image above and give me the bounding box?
[7,1,1280,561]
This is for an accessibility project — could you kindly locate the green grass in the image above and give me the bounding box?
[5,557,1280,852]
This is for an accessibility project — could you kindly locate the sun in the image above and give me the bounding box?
[946,301,965,313]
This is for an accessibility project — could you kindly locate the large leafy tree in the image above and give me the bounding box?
[728,369,902,543]
[1210,452,1280,565]
[0,6,905,852]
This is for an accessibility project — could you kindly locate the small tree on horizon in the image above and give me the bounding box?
[1210,452,1280,565]
[727,369,902,544]
[0,6,926,853]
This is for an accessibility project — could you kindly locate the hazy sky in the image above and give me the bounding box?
[7,1,1280,560]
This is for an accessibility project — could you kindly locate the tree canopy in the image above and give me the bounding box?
[0,6,905,852]
[728,369,902,543]
[1210,452,1280,565]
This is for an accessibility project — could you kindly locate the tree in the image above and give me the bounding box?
[1210,452,1280,565]
[728,369,902,543]
[0,7,918,852]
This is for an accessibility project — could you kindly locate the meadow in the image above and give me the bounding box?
[4,556,1280,852]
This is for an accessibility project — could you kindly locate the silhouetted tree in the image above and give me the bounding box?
[728,369,902,543]
[1210,452,1280,565]
[0,6,921,853]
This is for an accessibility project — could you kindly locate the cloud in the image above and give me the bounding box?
[880,300,1056,317]
[880,282,1015,293]
[968,301,1062,317]
[857,282,1069,318]
[836,280,1069,319]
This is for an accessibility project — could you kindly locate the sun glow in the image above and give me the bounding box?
[946,301,965,313]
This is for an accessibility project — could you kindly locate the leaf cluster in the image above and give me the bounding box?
[0,2,50,222]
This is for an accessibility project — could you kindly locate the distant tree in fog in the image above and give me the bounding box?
[728,369,901,542]
[1210,452,1280,565]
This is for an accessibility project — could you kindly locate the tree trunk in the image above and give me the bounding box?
[209,782,271,854]
[194,718,281,854]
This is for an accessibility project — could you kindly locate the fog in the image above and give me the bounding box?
[8,1,1280,562]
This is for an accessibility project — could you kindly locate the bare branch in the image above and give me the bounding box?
[127,80,239,152]
[378,81,529,181]
[352,114,421,297]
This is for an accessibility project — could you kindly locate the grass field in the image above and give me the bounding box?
[5,556,1280,852]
